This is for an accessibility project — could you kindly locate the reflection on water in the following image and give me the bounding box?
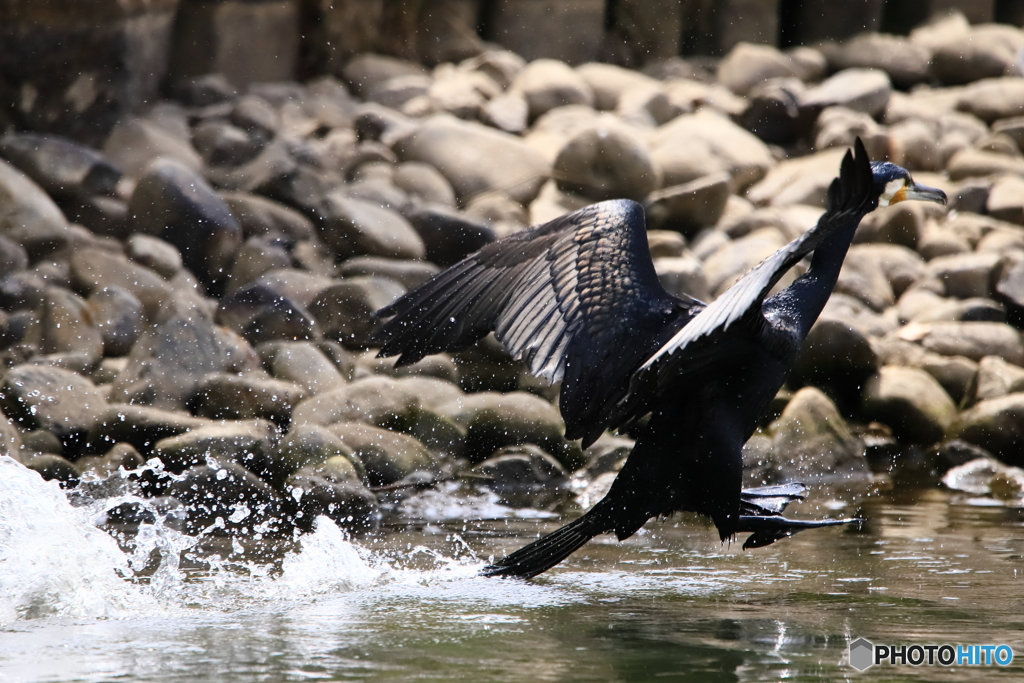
[2,456,1024,683]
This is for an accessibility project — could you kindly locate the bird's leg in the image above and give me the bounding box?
[736,483,861,549]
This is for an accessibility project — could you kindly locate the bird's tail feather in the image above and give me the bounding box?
[481,511,610,579]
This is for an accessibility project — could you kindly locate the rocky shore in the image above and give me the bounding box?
[4,10,1024,538]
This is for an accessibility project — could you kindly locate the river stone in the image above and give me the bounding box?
[342,53,427,98]
[103,117,204,178]
[932,30,1022,85]
[128,158,243,293]
[393,161,457,208]
[0,271,46,312]
[800,68,892,118]
[437,391,584,469]
[167,461,285,533]
[0,417,22,460]
[291,375,418,429]
[309,278,406,348]
[287,473,379,532]
[87,404,208,454]
[942,456,1024,500]
[82,287,141,358]
[511,59,594,120]
[862,365,957,444]
[654,255,711,302]
[470,444,568,509]
[0,234,28,276]
[973,355,1024,404]
[835,249,896,312]
[650,110,774,190]
[745,148,847,208]
[37,287,103,363]
[872,336,978,404]
[404,205,495,267]
[0,157,70,258]
[703,228,786,296]
[20,429,63,456]
[24,454,80,488]
[926,252,1001,300]
[791,318,878,408]
[739,78,805,145]
[553,125,659,202]
[957,78,1024,124]
[986,175,1024,225]
[316,193,424,261]
[767,386,869,482]
[0,132,121,201]
[394,115,549,205]
[271,424,361,488]
[260,341,348,395]
[849,244,925,297]
[0,365,105,453]
[337,256,439,290]
[221,192,314,242]
[192,373,308,426]
[152,419,276,476]
[899,321,1024,365]
[192,120,261,167]
[75,443,145,481]
[832,33,931,89]
[575,62,659,111]
[218,285,319,346]
[225,238,293,295]
[326,421,434,486]
[717,42,800,96]
[949,393,1024,466]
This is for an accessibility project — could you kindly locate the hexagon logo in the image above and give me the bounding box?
[849,638,875,671]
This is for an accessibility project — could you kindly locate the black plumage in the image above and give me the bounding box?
[373,139,946,579]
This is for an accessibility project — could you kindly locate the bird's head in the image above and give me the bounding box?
[869,161,947,208]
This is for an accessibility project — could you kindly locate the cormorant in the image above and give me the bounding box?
[372,139,946,579]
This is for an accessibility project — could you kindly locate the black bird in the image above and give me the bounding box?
[372,139,946,579]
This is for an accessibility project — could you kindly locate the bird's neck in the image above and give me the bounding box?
[781,215,863,337]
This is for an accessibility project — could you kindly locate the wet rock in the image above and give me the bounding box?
[222,192,315,242]
[946,148,1024,179]
[791,318,878,409]
[394,115,548,205]
[650,110,774,190]
[128,158,243,293]
[746,147,846,208]
[0,272,46,312]
[337,256,439,290]
[575,62,659,111]
[225,237,293,294]
[192,120,261,167]
[260,341,349,395]
[152,419,276,476]
[470,444,568,509]
[248,269,334,309]
[949,394,1024,466]
[272,424,361,488]
[832,33,931,89]
[125,234,183,280]
[942,457,1024,499]
[167,461,285,533]
[849,244,925,297]
[1,365,105,453]
[480,92,530,134]
[0,235,28,276]
[646,231,686,258]
[972,355,1024,403]
[75,443,145,481]
[291,375,417,428]
[437,391,583,469]
[0,132,121,201]
[717,42,800,96]
[872,336,978,404]
[193,373,308,425]
[511,59,594,120]
[287,474,379,532]
[800,68,892,118]
[217,284,319,345]
[230,94,280,140]
[326,421,435,486]
[898,321,1024,365]
[932,28,1023,85]
[309,278,406,348]
[553,125,659,202]
[0,158,70,258]
[995,258,1024,325]
[703,228,786,296]
[343,53,428,98]
[20,429,63,456]
[404,205,495,267]
[37,287,103,362]
[740,78,805,145]
[316,193,424,261]
[0,417,22,460]
[766,387,869,482]
[104,114,204,174]
[88,404,208,455]
[24,454,80,488]
[393,161,457,208]
[862,365,957,444]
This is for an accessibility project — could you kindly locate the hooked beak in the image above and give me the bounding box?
[894,182,947,206]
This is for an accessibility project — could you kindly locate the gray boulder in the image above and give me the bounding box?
[167,461,285,533]
[511,58,594,120]
[152,419,277,476]
[309,278,406,348]
[553,125,659,202]
[0,157,70,258]
[317,193,424,261]
[87,287,143,357]
[326,421,435,486]
[261,341,349,395]
[192,373,308,425]
[862,365,957,444]
[0,364,105,452]
[88,404,208,455]
[949,393,1024,467]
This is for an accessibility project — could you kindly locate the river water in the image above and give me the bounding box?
[2,454,1023,682]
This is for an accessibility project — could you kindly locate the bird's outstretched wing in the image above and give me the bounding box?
[612,138,875,422]
[372,199,699,446]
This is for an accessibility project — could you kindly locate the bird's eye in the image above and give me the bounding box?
[878,178,907,207]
